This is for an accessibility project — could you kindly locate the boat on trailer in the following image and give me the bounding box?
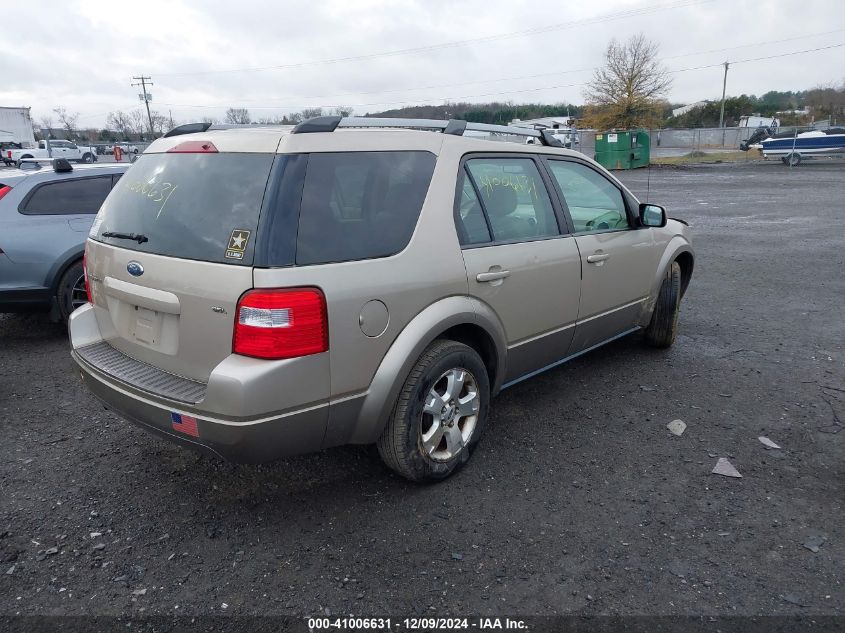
[755,127,845,166]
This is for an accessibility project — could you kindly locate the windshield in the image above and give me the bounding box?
[91,152,274,265]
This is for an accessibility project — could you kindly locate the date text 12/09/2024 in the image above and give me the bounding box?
[307,617,528,631]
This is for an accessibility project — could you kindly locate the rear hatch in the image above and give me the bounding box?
[86,147,275,382]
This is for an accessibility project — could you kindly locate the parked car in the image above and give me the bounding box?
[0,159,128,321]
[6,139,98,166]
[1,142,23,166]
[70,117,694,481]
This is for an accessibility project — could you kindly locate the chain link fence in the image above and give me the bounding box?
[568,119,837,165]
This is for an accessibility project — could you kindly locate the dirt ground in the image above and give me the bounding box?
[1,161,842,627]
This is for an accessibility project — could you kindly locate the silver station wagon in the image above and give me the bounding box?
[70,117,694,481]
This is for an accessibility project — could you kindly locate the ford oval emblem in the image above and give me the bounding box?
[127,261,144,277]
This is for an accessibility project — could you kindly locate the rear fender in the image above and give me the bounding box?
[344,295,507,444]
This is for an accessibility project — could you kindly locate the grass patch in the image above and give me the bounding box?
[652,150,760,165]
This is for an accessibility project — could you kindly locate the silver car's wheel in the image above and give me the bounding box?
[57,260,87,322]
[378,339,490,482]
[71,274,88,310]
[421,368,480,462]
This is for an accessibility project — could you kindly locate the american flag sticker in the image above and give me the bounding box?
[170,412,199,437]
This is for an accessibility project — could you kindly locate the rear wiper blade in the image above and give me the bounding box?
[101,231,148,244]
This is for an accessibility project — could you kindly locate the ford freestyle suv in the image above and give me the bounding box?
[70,117,693,482]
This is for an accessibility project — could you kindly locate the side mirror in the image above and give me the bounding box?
[639,203,667,228]
[129,153,140,163]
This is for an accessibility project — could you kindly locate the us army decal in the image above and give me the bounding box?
[225,229,250,260]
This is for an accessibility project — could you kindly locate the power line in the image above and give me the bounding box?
[156,0,712,77]
[155,42,845,112]
[155,28,845,106]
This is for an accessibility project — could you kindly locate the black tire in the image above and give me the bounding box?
[786,152,801,167]
[81,153,94,163]
[377,340,490,482]
[644,261,681,348]
[56,260,87,322]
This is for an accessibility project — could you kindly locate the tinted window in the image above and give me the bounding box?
[547,160,629,232]
[465,158,559,242]
[454,170,491,245]
[295,151,435,265]
[21,177,112,215]
[92,153,274,265]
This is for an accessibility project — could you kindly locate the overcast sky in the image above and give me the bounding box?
[3,0,844,128]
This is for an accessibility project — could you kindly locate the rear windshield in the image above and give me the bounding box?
[91,153,274,265]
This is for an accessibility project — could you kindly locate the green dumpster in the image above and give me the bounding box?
[594,129,650,169]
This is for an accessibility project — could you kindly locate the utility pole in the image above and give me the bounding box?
[718,62,730,128]
[132,76,155,136]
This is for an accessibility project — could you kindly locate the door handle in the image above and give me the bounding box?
[476,270,511,283]
[586,252,611,264]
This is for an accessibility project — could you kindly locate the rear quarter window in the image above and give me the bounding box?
[20,176,112,215]
[294,151,436,265]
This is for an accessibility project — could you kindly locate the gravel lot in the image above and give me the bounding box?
[1,161,842,624]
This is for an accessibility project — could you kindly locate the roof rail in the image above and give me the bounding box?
[290,116,565,147]
[164,117,566,148]
[164,122,295,138]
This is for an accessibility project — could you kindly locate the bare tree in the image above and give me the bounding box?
[149,111,170,135]
[38,114,54,137]
[129,109,147,136]
[300,107,323,120]
[107,111,133,139]
[225,107,251,124]
[582,34,671,129]
[53,107,80,139]
[330,106,354,117]
[200,116,220,125]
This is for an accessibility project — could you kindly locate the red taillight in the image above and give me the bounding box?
[83,246,92,304]
[233,288,328,360]
[167,140,218,153]
[0,185,11,201]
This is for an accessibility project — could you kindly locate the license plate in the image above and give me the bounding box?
[132,306,161,345]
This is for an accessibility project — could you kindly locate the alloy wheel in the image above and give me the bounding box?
[420,367,480,462]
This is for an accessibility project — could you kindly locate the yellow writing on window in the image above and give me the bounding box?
[477,173,538,200]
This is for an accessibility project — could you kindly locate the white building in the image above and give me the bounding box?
[671,101,709,118]
[0,107,36,147]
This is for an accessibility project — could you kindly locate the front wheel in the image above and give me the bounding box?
[56,260,87,322]
[644,261,681,348]
[377,340,490,482]
[81,153,94,163]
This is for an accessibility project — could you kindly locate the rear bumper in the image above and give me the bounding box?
[74,358,327,462]
[69,304,329,463]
